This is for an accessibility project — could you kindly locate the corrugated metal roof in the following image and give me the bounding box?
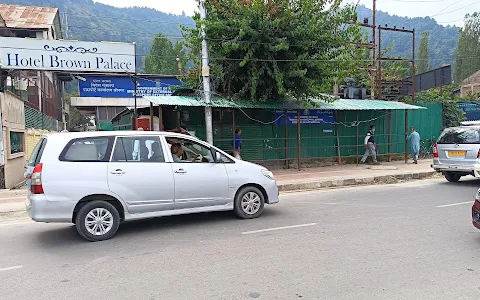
[0,4,58,29]
[142,96,426,110]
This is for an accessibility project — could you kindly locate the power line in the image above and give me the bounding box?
[430,0,475,17]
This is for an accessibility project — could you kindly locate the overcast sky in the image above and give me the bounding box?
[94,0,479,27]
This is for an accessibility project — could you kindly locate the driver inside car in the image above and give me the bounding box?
[171,143,184,162]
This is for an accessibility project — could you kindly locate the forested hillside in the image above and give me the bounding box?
[1,0,459,70]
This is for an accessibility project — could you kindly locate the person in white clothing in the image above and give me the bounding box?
[360,125,379,165]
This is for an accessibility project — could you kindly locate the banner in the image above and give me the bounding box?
[78,76,182,98]
[0,37,135,73]
[274,110,334,125]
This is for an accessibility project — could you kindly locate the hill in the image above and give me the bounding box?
[1,0,459,70]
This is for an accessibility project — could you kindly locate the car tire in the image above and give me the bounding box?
[234,186,265,219]
[445,172,461,183]
[75,201,120,242]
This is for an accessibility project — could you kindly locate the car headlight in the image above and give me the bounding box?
[261,169,275,180]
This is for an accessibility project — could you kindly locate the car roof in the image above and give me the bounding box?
[42,131,199,142]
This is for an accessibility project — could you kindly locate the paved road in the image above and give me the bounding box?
[1,178,479,300]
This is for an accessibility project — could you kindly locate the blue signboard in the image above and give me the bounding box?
[458,102,480,121]
[78,76,182,98]
[274,110,334,125]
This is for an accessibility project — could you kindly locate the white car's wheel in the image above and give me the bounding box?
[75,201,120,242]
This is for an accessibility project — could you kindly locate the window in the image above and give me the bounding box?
[60,137,112,162]
[166,137,214,163]
[438,128,480,144]
[111,136,164,163]
[28,138,46,167]
[9,131,24,155]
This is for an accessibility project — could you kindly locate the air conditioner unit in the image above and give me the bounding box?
[13,78,28,91]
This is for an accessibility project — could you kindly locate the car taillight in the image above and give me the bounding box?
[477,149,480,159]
[31,163,44,194]
[433,144,438,158]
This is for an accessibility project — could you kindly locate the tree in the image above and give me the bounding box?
[65,93,89,131]
[182,0,363,101]
[416,31,430,74]
[144,34,183,75]
[453,13,480,83]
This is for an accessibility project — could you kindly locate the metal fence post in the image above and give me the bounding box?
[387,110,392,161]
[356,111,359,165]
[297,110,301,170]
[334,111,342,164]
[284,110,289,169]
[405,109,408,163]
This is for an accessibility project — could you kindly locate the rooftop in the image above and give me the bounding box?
[0,4,58,29]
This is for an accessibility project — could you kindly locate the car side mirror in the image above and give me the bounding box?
[215,151,222,163]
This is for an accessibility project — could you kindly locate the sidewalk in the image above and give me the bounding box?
[0,160,436,214]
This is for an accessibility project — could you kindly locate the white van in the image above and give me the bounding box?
[25,131,279,241]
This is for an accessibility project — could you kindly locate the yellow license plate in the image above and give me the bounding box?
[448,151,466,157]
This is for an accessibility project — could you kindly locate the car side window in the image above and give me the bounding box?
[60,137,112,162]
[112,136,164,163]
[166,137,214,163]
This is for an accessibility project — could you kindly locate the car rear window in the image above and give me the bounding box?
[437,128,480,144]
[28,138,47,167]
[59,137,113,162]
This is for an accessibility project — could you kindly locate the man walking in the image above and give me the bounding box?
[406,126,421,164]
[360,125,379,165]
[232,128,242,160]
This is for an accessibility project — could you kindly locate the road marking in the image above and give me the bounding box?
[0,265,23,272]
[241,223,317,235]
[436,201,472,208]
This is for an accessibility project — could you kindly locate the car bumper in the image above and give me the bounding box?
[472,200,480,230]
[265,181,279,204]
[431,160,474,173]
[26,193,76,223]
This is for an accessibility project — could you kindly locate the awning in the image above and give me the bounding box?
[142,96,426,110]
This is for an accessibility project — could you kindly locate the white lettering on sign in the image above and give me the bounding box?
[0,37,136,73]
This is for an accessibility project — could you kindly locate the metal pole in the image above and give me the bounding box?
[284,110,289,168]
[158,105,163,131]
[199,0,213,144]
[377,26,382,100]
[356,111,359,165]
[411,29,416,103]
[297,110,301,170]
[149,102,154,131]
[232,109,235,155]
[387,110,392,161]
[405,110,408,163]
[334,111,342,164]
[439,67,443,96]
[371,0,376,99]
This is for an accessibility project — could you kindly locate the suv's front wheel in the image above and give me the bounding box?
[75,201,120,242]
[445,172,461,183]
[234,186,265,219]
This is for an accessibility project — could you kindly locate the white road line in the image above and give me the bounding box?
[241,223,317,235]
[0,265,23,272]
[436,201,472,208]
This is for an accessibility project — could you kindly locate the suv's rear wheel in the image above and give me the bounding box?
[75,201,120,242]
[234,186,265,219]
[445,172,461,183]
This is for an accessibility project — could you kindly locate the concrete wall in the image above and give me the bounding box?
[1,91,26,188]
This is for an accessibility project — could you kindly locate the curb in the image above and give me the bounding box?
[278,171,438,192]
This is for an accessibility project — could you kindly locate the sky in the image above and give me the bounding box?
[94,0,479,27]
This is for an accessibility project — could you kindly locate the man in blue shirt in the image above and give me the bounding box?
[233,128,242,160]
[406,126,421,164]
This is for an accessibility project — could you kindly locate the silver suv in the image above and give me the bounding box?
[432,123,480,182]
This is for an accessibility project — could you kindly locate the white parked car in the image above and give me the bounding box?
[25,131,279,241]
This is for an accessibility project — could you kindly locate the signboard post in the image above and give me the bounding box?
[0,37,136,73]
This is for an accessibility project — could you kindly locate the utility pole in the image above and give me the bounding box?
[371,0,376,99]
[199,0,214,144]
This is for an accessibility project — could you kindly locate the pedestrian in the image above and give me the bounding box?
[406,126,421,164]
[360,125,379,165]
[232,128,242,160]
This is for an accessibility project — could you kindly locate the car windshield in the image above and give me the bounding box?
[437,127,480,144]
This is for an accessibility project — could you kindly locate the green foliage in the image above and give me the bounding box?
[183,0,364,101]
[64,92,89,131]
[416,31,430,74]
[453,12,480,83]
[144,34,183,74]
[404,85,468,128]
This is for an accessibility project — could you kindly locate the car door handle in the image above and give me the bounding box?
[110,169,126,175]
[175,169,187,174]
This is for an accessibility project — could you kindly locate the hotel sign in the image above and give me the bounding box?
[0,37,136,73]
